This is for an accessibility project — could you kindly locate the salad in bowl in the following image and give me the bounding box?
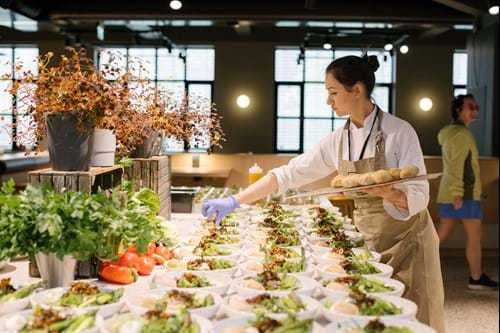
[149,271,231,295]
[321,291,417,322]
[0,278,45,315]
[214,314,324,333]
[164,257,237,276]
[318,259,393,279]
[320,275,405,297]
[126,289,221,318]
[0,307,98,333]
[326,317,437,333]
[30,281,124,318]
[224,293,319,320]
[101,308,212,333]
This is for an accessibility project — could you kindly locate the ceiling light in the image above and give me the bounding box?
[419,97,433,112]
[489,5,499,15]
[399,45,409,54]
[170,0,182,10]
[323,42,333,50]
[236,95,250,109]
[384,43,393,51]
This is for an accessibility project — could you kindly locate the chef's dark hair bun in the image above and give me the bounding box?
[363,54,380,72]
[326,54,378,97]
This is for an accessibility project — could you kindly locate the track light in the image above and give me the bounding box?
[170,0,182,10]
[323,42,332,50]
[489,5,499,15]
[384,43,393,51]
[399,45,409,54]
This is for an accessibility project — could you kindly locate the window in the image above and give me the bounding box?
[274,48,393,153]
[453,50,467,96]
[0,46,38,151]
[96,46,215,153]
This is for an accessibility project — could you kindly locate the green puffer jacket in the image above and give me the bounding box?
[437,121,481,203]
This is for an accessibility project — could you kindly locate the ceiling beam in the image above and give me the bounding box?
[305,0,318,10]
[431,0,486,16]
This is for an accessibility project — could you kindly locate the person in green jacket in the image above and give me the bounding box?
[437,93,498,290]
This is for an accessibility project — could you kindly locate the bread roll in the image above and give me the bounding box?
[400,165,419,178]
[342,174,362,188]
[325,264,346,274]
[240,279,265,290]
[246,261,264,273]
[359,173,376,186]
[389,168,401,179]
[373,169,392,184]
[326,281,350,291]
[331,174,345,188]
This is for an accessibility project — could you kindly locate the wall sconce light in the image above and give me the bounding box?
[399,45,409,54]
[419,97,433,112]
[237,95,250,108]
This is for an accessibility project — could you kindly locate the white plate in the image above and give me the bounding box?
[174,245,241,262]
[149,271,231,295]
[325,317,436,333]
[312,249,381,265]
[0,280,43,316]
[319,276,405,298]
[30,286,124,318]
[0,309,98,332]
[100,312,212,333]
[317,262,394,280]
[125,289,222,318]
[0,259,9,270]
[239,260,316,278]
[163,258,239,277]
[321,294,418,322]
[223,293,319,320]
[232,274,318,297]
[214,316,325,333]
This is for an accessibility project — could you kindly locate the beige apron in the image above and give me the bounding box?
[338,109,445,333]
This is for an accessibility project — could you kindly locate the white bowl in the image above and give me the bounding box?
[317,262,394,280]
[321,294,418,322]
[0,280,43,316]
[242,247,309,263]
[30,286,124,318]
[0,309,99,333]
[125,289,222,318]
[174,245,241,262]
[149,271,231,295]
[319,276,405,298]
[232,274,318,297]
[308,231,364,245]
[312,249,381,265]
[214,316,325,333]
[163,258,239,277]
[325,317,436,333]
[100,312,212,333]
[239,260,316,278]
[223,293,319,320]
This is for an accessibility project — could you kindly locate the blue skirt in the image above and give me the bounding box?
[438,200,482,219]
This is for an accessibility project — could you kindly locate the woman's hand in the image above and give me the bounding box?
[452,196,463,210]
[362,185,408,210]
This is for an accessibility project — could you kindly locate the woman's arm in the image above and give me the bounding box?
[234,172,279,205]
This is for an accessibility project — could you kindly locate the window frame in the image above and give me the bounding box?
[453,49,467,96]
[0,45,39,152]
[274,47,394,154]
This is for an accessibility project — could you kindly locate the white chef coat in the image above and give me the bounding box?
[270,109,429,221]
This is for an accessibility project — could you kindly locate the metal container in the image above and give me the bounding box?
[35,253,77,288]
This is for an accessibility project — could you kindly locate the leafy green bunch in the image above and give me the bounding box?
[0,179,164,261]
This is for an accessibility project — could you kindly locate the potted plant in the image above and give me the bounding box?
[2,48,122,171]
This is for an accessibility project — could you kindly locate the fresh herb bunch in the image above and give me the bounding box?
[0,179,164,261]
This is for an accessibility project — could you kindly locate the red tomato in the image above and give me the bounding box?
[100,264,137,284]
[117,252,140,270]
[155,245,174,260]
[147,242,156,256]
[138,255,155,275]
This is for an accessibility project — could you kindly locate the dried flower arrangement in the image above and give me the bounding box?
[1,48,225,157]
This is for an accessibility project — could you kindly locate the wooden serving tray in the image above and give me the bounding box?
[284,173,443,200]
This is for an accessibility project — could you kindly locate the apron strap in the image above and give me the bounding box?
[374,108,386,170]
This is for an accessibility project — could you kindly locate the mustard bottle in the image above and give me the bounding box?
[248,163,263,185]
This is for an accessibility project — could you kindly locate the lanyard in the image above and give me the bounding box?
[347,107,380,161]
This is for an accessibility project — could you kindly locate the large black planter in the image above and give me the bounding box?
[47,114,95,171]
[130,131,162,158]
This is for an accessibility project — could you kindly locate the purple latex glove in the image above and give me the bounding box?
[201,195,240,225]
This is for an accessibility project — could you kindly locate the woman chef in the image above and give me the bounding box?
[202,54,445,332]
